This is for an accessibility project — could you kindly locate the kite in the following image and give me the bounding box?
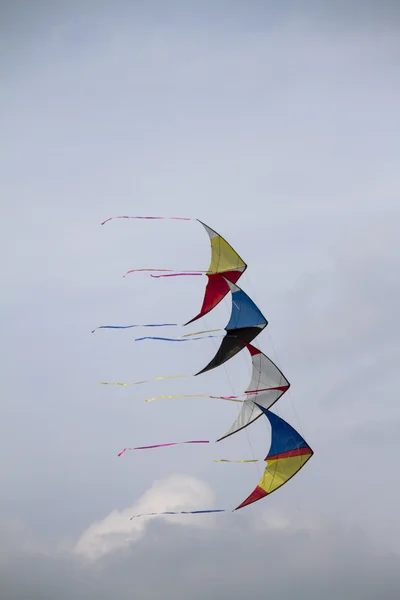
[102,341,289,441]
[195,279,267,374]
[128,406,313,517]
[96,215,313,518]
[97,217,247,327]
[132,278,268,376]
[216,342,289,440]
[234,406,313,509]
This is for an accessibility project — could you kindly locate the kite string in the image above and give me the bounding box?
[240,269,311,521]
[242,272,305,439]
[200,247,260,505]
[217,275,262,483]
[215,232,262,502]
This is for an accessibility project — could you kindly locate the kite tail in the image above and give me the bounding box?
[100,374,190,387]
[101,216,192,225]
[123,268,206,277]
[145,394,243,403]
[118,440,209,456]
[92,323,178,333]
[133,329,224,342]
[150,273,204,278]
[145,394,208,403]
[134,334,222,342]
[212,459,259,463]
[181,329,222,337]
[130,509,226,519]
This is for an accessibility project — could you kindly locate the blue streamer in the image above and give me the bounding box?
[92,323,177,333]
[130,509,226,519]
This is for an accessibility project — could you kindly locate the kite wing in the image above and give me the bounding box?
[217,343,290,441]
[195,280,267,376]
[235,407,313,510]
[185,221,247,325]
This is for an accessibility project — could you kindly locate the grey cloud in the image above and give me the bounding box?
[1,517,399,600]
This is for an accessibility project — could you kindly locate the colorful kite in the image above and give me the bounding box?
[195,278,267,375]
[131,278,268,376]
[97,215,313,517]
[127,407,313,517]
[102,341,290,440]
[235,406,313,510]
[216,342,289,440]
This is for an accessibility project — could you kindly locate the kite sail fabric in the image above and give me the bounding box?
[235,406,313,510]
[185,221,247,324]
[130,278,266,370]
[195,278,267,376]
[217,342,290,441]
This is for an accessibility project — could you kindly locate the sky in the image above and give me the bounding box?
[1,1,400,598]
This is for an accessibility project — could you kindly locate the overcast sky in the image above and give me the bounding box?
[1,1,400,598]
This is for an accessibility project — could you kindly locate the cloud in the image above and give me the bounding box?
[1,501,399,600]
[75,474,217,560]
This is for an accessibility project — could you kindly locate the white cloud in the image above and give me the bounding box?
[75,474,217,560]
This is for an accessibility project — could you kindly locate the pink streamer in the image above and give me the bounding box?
[124,268,206,278]
[213,387,289,401]
[214,395,247,400]
[118,440,209,456]
[210,392,256,400]
[124,268,174,276]
[101,216,191,225]
[150,272,205,278]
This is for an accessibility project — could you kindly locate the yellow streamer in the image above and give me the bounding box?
[101,378,245,404]
[209,395,243,403]
[145,394,207,403]
[100,375,190,386]
[181,329,222,338]
[145,394,243,403]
